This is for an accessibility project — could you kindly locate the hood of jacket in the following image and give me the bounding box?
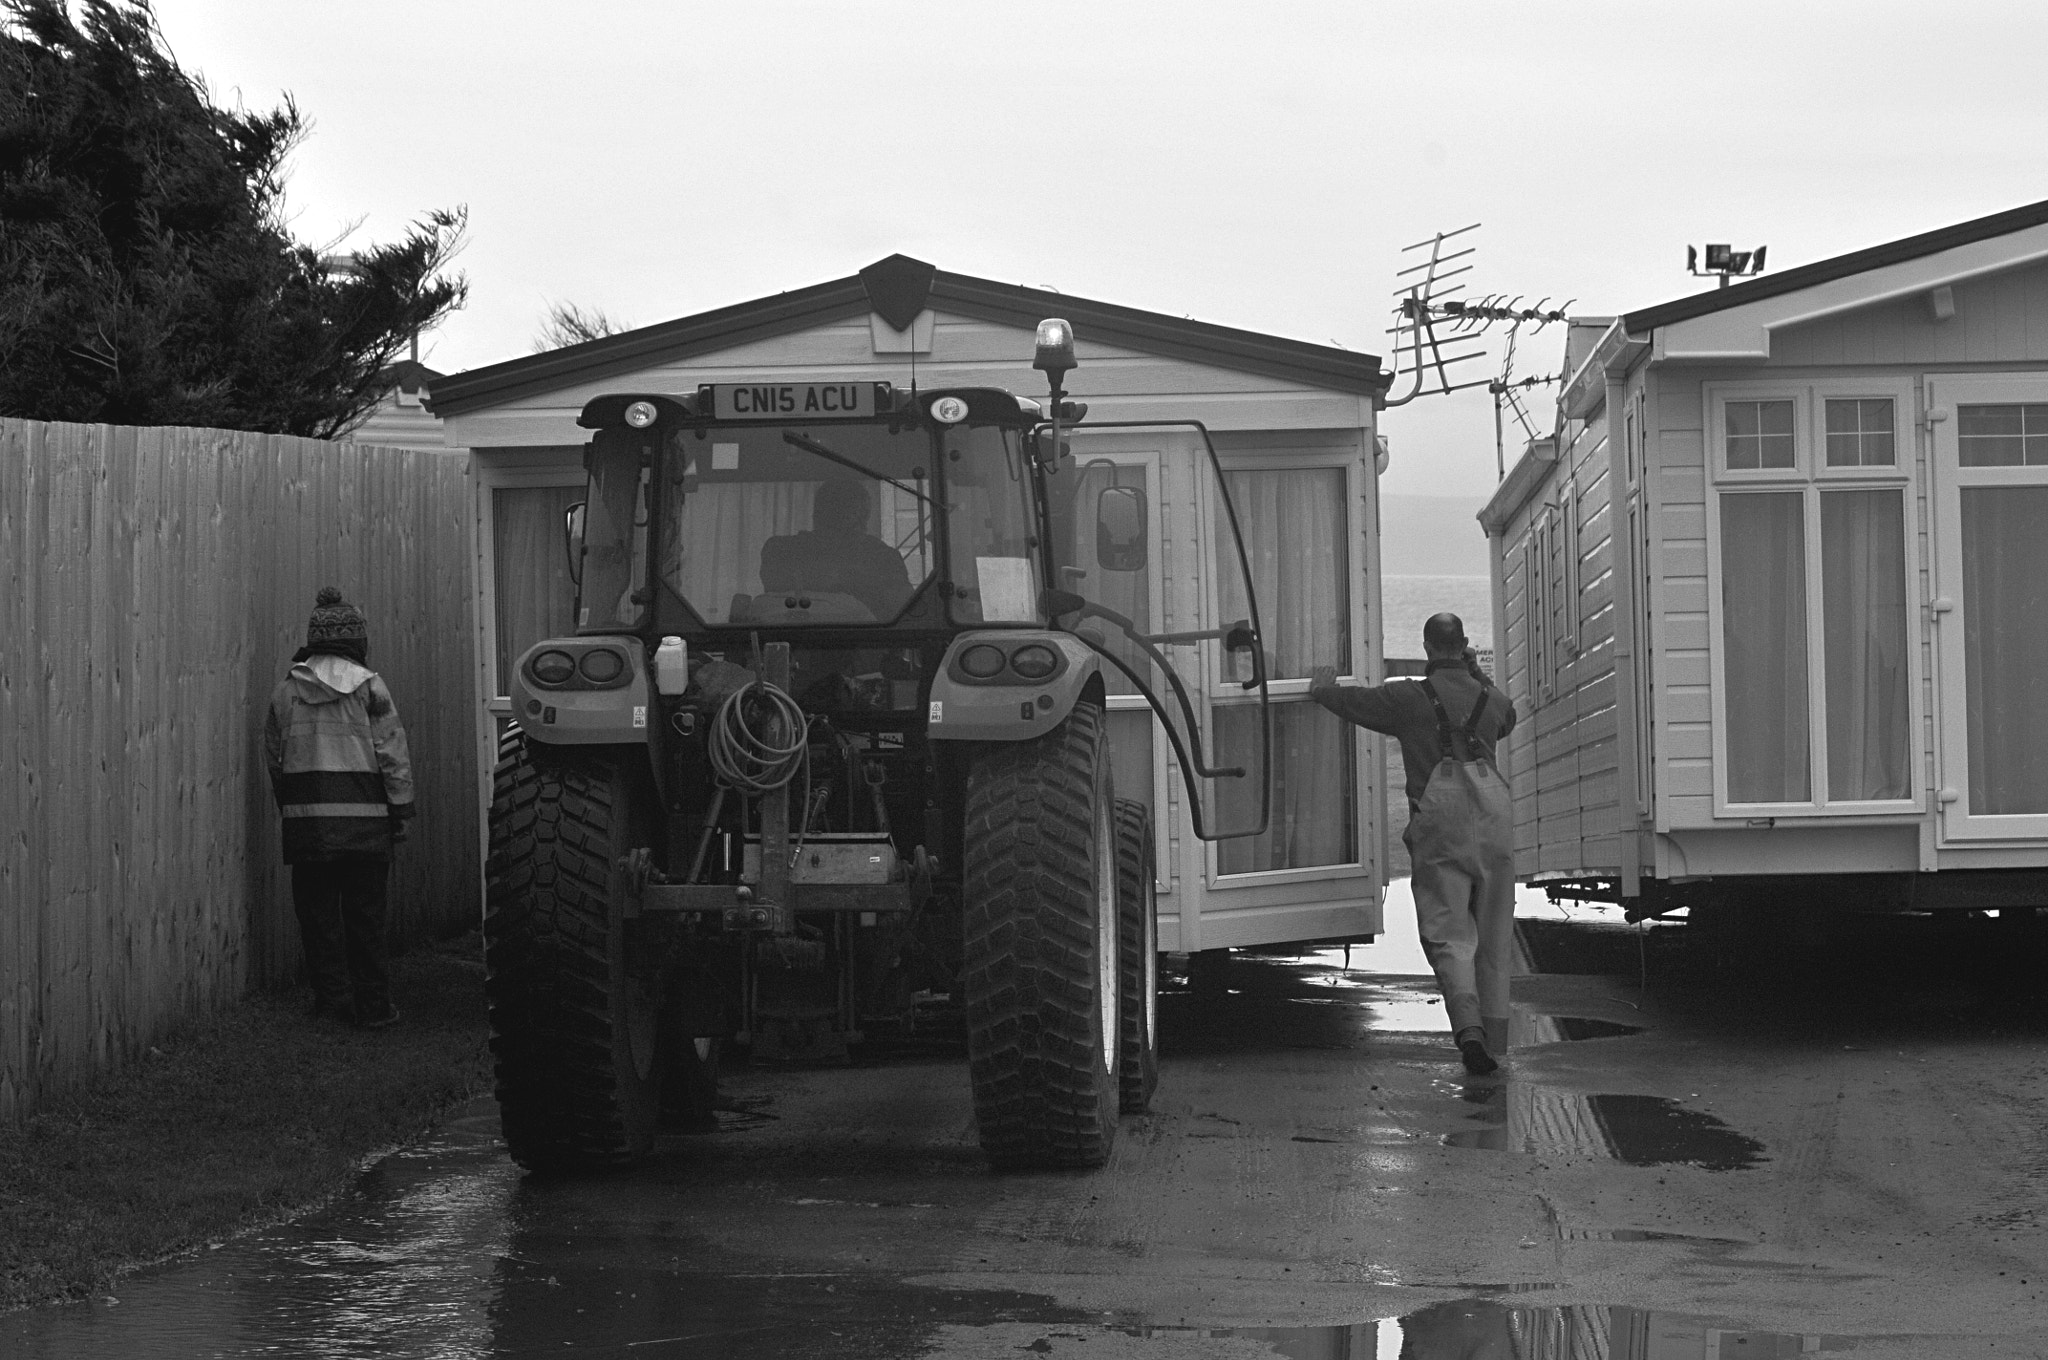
[287,653,375,704]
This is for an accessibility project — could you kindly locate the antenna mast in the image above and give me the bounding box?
[1382,224,1573,478]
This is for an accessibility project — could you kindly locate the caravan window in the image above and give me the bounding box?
[1214,465,1357,876]
[1724,400,1796,470]
[491,484,581,696]
[1957,403,2048,466]
[1825,398,1896,467]
[1708,384,1915,812]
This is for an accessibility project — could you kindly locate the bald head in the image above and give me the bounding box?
[1423,612,1468,660]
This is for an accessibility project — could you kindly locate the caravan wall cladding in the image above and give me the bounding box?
[0,419,479,1121]
[1493,411,1626,885]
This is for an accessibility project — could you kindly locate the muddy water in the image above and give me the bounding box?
[14,887,2026,1356]
[5,947,1796,1358]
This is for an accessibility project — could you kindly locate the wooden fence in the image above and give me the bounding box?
[0,419,479,1120]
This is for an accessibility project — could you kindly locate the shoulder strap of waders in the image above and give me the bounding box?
[1462,686,1493,759]
[1419,676,1459,762]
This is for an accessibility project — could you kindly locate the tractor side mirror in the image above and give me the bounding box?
[564,501,586,584]
[1095,485,1147,572]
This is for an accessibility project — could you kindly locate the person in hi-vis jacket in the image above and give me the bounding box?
[264,586,415,1028]
[1310,613,1517,1074]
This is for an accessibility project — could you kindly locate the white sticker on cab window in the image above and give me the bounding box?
[632,705,647,728]
[928,700,943,724]
[975,556,1036,622]
[711,442,741,471]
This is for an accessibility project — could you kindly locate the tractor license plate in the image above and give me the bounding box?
[710,382,875,420]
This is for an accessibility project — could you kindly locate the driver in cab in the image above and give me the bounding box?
[759,478,912,620]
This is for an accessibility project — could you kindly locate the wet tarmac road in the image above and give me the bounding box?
[8,885,2048,1358]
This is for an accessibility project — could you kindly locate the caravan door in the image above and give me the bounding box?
[1201,448,1381,946]
[1928,376,2048,842]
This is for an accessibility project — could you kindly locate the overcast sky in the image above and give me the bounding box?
[150,0,2048,502]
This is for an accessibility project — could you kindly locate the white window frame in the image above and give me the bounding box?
[1524,506,1559,703]
[1559,479,1582,660]
[1703,379,1921,818]
[1716,391,1806,480]
[1203,448,1373,890]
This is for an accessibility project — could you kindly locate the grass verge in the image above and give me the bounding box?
[0,935,491,1313]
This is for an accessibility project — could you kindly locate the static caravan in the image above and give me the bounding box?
[430,255,1394,955]
[1482,201,2048,921]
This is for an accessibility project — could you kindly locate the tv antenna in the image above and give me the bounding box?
[1382,223,1574,477]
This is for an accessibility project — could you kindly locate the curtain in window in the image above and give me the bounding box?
[493,486,582,694]
[671,482,814,623]
[1721,493,1810,802]
[1219,468,1349,676]
[1821,490,1910,800]
[1211,467,1355,872]
[1216,703,1356,874]
[1961,486,2048,814]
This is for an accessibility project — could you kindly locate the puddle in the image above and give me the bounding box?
[1444,1086,1768,1170]
[1588,1094,1768,1171]
[1553,1016,1645,1041]
[1163,955,1646,1057]
[1161,955,1457,1054]
[1118,1300,1850,1357]
[1583,1227,1750,1245]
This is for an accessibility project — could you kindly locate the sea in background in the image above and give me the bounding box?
[1381,574,1491,658]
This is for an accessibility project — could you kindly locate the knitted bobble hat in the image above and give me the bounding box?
[306,585,369,646]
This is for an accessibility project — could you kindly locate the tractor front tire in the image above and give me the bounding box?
[963,701,1122,1170]
[485,737,661,1172]
[1114,799,1159,1114]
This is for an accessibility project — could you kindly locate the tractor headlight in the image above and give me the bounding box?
[930,395,969,425]
[624,400,658,429]
[959,644,1007,679]
[530,649,577,685]
[577,648,625,683]
[1008,644,1060,680]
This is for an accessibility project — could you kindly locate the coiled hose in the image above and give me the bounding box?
[707,681,808,794]
[705,680,814,875]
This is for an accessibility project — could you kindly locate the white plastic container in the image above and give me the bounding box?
[654,636,689,696]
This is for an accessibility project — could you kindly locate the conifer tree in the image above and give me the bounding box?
[0,0,467,436]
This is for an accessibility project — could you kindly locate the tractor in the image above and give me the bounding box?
[484,320,1272,1172]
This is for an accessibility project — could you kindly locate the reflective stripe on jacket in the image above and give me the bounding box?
[264,655,415,862]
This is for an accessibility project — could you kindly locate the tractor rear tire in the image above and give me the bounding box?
[1114,799,1159,1115]
[963,700,1122,1170]
[485,736,661,1172]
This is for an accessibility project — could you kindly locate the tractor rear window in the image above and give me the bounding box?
[658,425,935,626]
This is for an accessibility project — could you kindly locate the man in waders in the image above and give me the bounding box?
[1311,613,1517,1074]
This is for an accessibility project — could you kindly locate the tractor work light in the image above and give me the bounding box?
[1033,318,1077,380]
[959,644,1008,678]
[1008,644,1060,680]
[530,649,576,685]
[577,648,625,683]
[930,395,970,425]
[624,400,659,429]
